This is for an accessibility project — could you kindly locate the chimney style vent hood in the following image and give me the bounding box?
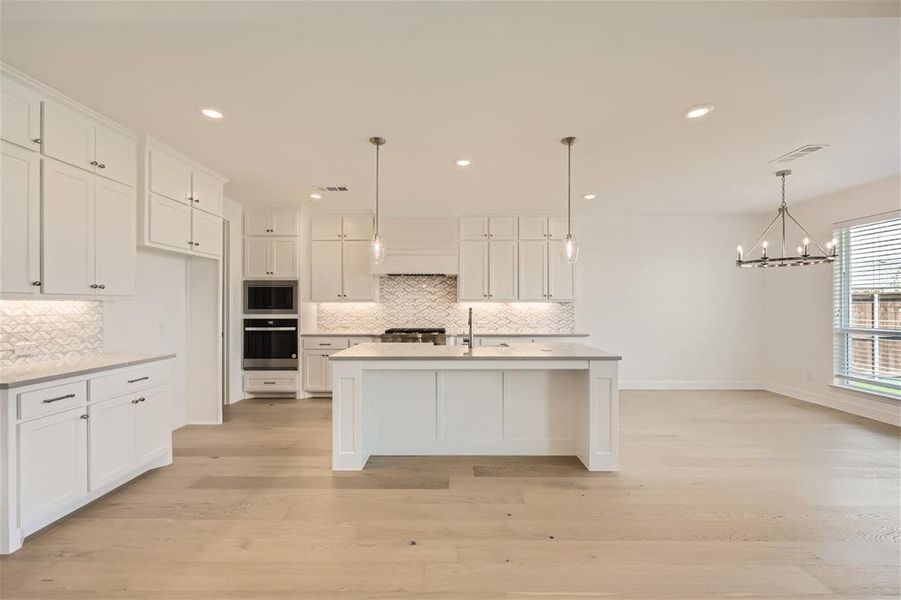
[369,217,459,275]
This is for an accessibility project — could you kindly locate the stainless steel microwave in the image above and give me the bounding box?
[244,281,298,314]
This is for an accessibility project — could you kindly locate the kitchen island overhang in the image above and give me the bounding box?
[329,343,622,472]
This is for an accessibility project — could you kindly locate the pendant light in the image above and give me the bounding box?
[560,136,580,264]
[736,169,837,268]
[369,136,386,265]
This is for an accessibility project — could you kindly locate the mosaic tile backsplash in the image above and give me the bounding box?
[0,300,103,366]
[317,276,575,334]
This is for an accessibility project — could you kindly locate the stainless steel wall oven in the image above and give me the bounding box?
[243,319,298,370]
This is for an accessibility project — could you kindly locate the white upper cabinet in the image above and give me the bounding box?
[271,239,298,278]
[93,178,136,296]
[548,240,575,301]
[518,240,548,300]
[342,215,374,240]
[42,159,95,296]
[460,217,489,240]
[148,194,192,252]
[190,169,223,216]
[519,217,549,240]
[148,148,192,204]
[1,141,41,294]
[311,216,342,240]
[43,100,95,172]
[243,238,296,279]
[311,241,343,301]
[459,240,489,300]
[548,216,569,240]
[342,240,376,300]
[44,100,136,187]
[191,209,223,258]
[488,217,517,240]
[244,208,297,236]
[93,123,137,186]
[244,238,270,278]
[488,240,518,300]
[0,73,42,151]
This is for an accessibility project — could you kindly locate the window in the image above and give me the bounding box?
[833,212,901,398]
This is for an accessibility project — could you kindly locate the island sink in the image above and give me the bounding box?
[329,342,622,471]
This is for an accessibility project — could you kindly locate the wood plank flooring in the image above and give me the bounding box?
[1,390,898,599]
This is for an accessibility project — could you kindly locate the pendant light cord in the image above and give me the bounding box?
[375,142,380,237]
[567,141,572,236]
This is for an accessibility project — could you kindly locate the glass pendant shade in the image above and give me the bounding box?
[370,234,386,265]
[563,233,580,264]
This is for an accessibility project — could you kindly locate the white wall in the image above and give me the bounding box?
[761,176,901,425]
[103,249,188,429]
[223,197,244,404]
[576,215,765,387]
[185,256,222,424]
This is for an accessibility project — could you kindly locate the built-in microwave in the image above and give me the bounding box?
[244,281,298,314]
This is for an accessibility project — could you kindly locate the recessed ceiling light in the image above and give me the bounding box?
[583,194,597,200]
[455,159,472,167]
[200,108,224,120]
[683,104,714,119]
[310,193,322,200]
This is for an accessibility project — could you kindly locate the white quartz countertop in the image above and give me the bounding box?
[0,353,176,389]
[329,342,620,361]
[302,332,590,337]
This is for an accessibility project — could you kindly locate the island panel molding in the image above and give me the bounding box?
[317,275,574,334]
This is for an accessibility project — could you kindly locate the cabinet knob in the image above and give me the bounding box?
[194,198,200,203]
[90,160,99,166]
[32,138,42,144]
[98,284,106,289]
[98,163,106,169]
[187,240,193,246]
[80,414,89,420]
[194,242,200,246]
[31,280,41,286]
[90,284,98,289]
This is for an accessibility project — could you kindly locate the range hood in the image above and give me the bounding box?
[369,217,459,275]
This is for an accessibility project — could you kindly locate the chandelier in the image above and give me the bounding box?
[736,170,837,268]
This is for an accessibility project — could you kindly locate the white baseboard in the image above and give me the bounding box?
[763,382,900,427]
[621,380,763,390]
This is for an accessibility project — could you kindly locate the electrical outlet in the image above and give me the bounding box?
[14,342,39,357]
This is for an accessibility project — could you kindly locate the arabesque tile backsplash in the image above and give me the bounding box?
[317,275,574,333]
[0,300,103,366]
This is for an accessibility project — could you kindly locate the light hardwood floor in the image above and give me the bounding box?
[1,390,898,599]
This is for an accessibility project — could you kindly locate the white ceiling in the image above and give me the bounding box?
[1,1,898,216]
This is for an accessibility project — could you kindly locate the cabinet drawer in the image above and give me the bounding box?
[18,381,87,420]
[89,363,168,401]
[348,337,376,347]
[244,373,297,393]
[302,337,349,349]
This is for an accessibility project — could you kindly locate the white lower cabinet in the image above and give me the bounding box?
[17,407,88,527]
[303,351,334,393]
[243,372,297,394]
[1,360,173,554]
[88,394,137,491]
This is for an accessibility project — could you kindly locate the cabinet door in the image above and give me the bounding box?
[18,407,88,527]
[519,217,548,240]
[548,240,575,301]
[459,240,489,300]
[244,237,271,278]
[42,159,95,295]
[311,241,343,301]
[244,210,272,235]
[488,240,517,300]
[134,388,169,464]
[460,217,489,240]
[1,141,41,293]
[148,148,192,204]
[94,123,136,186]
[148,193,192,252]
[311,216,342,240]
[43,101,96,172]
[548,217,569,240]
[271,239,298,278]
[191,209,223,258]
[0,74,42,151]
[342,214,374,240]
[270,209,298,236]
[88,395,136,491]
[342,240,376,300]
[94,178,136,295]
[518,240,548,300]
[303,352,329,391]
[489,217,517,240]
[191,170,223,217]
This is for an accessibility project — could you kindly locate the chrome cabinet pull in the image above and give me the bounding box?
[31,280,41,286]
[98,284,105,289]
[90,284,99,289]
[263,381,276,385]
[32,138,42,144]
[90,160,99,166]
[43,393,76,404]
[80,414,89,419]
[98,163,106,169]
[128,376,150,384]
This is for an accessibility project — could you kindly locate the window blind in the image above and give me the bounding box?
[833,212,901,397]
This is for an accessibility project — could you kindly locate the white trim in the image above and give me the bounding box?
[834,209,901,228]
[764,382,900,427]
[830,383,900,402]
[620,380,762,390]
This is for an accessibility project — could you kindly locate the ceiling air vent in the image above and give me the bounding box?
[771,144,829,163]
[313,184,350,192]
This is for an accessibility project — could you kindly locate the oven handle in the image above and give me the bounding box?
[244,327,297,331]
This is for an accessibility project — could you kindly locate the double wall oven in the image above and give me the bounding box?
[243,318,298,370]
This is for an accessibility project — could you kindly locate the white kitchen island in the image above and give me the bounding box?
[329,343,622,472]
